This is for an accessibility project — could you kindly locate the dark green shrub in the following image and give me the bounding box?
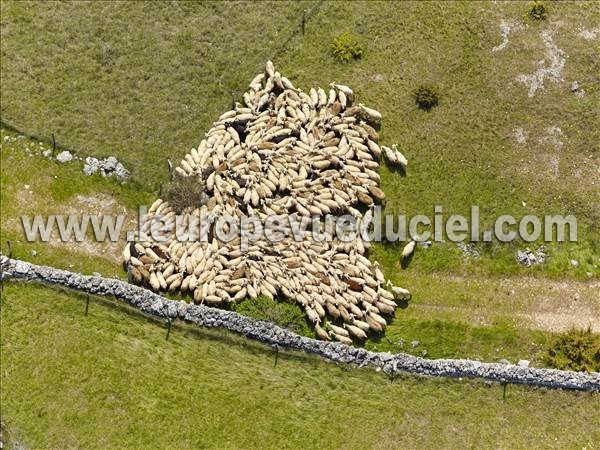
[545,327,600,372]
[234,296,314,337]
[164,174,208,214]
[413,84,439,110]
[527,2,548,21]
[331,33,364,63]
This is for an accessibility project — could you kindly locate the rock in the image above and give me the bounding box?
[570,259,579,267]
[498,359,510,365]
[516,250,530,265]
[13,260,30,274]
[516,247,546,266]
[411,340,420,348]
[113,162,130,180]
[83,157,99,175]
[104,156,118,171]
[42,149,52,158]
[83,156,129,180]
[418,240,433,248]
[571,81,585,97]
[457,242,480,258]
[2,256,600,391]
[31,250,37,257]
[56,150,73,163]
[373,74,384,82]
[571,81,579,92]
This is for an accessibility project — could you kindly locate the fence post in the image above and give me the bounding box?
[167,159,173,181]
[84,294,90,316]
[502,381,508,400]
[302,9,307,35]
[51,133,56,157]
[231,91,236,110]
[273,344,279,367]
[6,240,12,258]
[165,318,173,341]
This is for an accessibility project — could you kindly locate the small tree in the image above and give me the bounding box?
[545,327,600,372]
[234,296,314,337]
[527,2,548,21]
[164,174,208,213]
[331,33,364,63]
[413,84,439,111]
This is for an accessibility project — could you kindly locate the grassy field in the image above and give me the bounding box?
[1,282,599,449]
[1,1,598,278]
[1,1,599,447]
[4,129,600,366]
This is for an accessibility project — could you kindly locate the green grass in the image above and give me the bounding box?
[1,282,599,449]
[0,129,152,212]
[2,128,594,362]
[0,0,313,187]
[233,296,315,339]
[545,327,600,372]
[1,3,599,445]
[3,127,597,362]
[367,315,551,363]
[1,1,598,279]
[0,128,144,277]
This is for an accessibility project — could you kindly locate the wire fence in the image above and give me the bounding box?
[0,0,326,165]
[271,0,325,59]
[0,117,74,158]
[3,258,599,392]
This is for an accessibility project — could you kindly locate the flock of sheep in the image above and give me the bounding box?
[123,61,412,344]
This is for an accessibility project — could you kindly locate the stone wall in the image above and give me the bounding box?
[1,255,598,391]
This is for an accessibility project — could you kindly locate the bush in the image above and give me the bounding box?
[413,84,439,110]
[331,33,364,63]
[527,2,548,21]
[164,174,208,213]
[545,327,600,372]
[234,296,314,337]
